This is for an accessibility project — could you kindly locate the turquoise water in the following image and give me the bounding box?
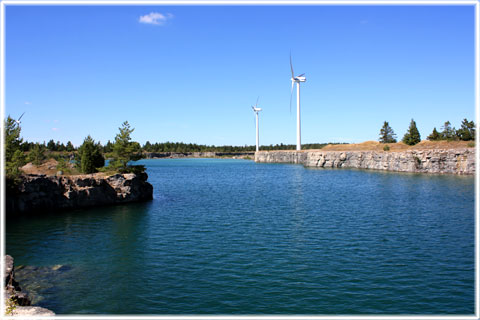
[6,159,475,314]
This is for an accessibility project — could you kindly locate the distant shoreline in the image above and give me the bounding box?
[142,151,255,160]
[255,147,475,175]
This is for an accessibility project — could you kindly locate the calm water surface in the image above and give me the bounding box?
[6,159,475,314]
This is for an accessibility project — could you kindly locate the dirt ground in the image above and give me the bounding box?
[260,140,475,152]
[20,159,61,175]
[319,140,474,152]
[21,160,111,177]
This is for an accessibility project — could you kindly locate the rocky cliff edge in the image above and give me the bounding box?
[255,149,475,175]
[7,172,154,215]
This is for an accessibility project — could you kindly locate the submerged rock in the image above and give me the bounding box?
[4,256,77,315]
[4,255,56,316]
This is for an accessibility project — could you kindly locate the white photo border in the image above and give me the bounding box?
[0,0,478,319]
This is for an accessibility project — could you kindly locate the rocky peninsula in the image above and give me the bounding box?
[255,148,475,175]
[6,172,153,215]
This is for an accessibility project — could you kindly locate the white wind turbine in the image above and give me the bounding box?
[16,112,25,125]
[290,54,306,151]
[251,97,262,152]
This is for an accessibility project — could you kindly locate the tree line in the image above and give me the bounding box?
[140,142,331,153]
[7,114,474,180]
[16,139,334,154]
[5,118,143,179]
[379,118,475,145]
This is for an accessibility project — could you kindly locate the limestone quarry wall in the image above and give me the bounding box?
[255,149,475,175]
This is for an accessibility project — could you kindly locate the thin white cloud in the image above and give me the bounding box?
[139,12,173,26]
[51,128,59,131]
[24,101,31,105]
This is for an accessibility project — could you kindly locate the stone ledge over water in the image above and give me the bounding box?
[7,172,153,215]
[255,148,475,175]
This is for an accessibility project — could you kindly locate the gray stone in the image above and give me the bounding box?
[7,172,153,215]
[10,306,55,316]
[255,148,475,175]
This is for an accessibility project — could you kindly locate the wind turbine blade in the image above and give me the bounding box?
[18,112,25,122]
[298,73,305,77]
[256,96,259,108]
[290,53,295,79]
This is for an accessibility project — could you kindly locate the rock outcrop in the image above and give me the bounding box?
[7,172,153,215]
[255,149,475,175]
[4,255,55,316]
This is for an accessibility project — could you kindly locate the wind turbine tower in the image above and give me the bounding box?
[251,97,262,152]
[290,55,306,151]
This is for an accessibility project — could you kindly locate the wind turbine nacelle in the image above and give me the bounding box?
[295,76,306,82]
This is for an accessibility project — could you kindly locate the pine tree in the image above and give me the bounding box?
[5,116,23,165]
[47,139,56,151]
[103,140,113,153]
[456,118,475,141]
[427,127,441,141]
[55,141,65,152]
[441,121,456,141]
[28,144,45,166]
[109,121,142,172]
[402,119,421,145]
[143,141,152,152]
[77,136,105,174]
[66,141,75,152]
[4,115,27,189]
[378,121,397,143]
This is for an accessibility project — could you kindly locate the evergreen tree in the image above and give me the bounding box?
[427,127,441,141]
[5,116,23,165]
[47,139,57,151]
[28,144,45,166]
[5,125,26,178]
[66,141,75,152]
[109,121,142,172]
[5,116,26,186]
[103,140,113,153]
[77,136,105,174]
[143,141,152,152]
[402,119,421,145]
[441,121,456,141]
[378,121,397,143]
[55,141,65,152]
[8,150,26,177]
[456,118,475,141]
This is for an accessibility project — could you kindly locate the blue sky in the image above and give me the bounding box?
[5,4,475,147]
